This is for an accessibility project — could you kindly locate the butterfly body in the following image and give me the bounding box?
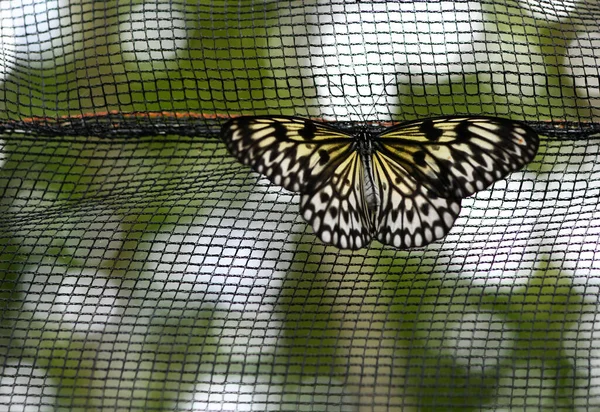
[347,128,379,213]
[221,115,539,250]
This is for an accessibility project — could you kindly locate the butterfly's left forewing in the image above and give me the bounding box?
[222,116,353,193]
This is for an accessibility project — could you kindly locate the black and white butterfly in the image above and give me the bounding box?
[221,115,539,250]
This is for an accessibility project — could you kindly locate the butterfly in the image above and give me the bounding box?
[221,115,539,250]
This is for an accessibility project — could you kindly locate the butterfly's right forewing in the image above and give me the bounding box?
[376,117,539,199]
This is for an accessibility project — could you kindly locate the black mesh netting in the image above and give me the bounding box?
[0,1,599,410]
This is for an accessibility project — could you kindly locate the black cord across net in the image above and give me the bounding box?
[0,1,599,410]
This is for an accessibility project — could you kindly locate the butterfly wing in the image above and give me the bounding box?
[372,150,462,248]
[300,151,373,249]
[222,116,353,193]
[372,116,539,248]
[221,116,374,249]
[375,117,539,199]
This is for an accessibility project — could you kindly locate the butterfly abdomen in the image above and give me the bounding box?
[361,155,380,213]
[354,130,380,213]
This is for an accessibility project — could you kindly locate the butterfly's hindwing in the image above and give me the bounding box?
[300,151,373,250]
[372,150,461,248]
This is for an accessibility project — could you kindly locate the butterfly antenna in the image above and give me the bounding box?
[326,75,365,123]
[363,73,399,124]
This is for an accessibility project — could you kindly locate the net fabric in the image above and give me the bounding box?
[0,0,598,410]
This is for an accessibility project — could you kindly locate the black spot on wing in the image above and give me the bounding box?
[319,149,330,165]
[329,206,338,218]
[412,151,427,167]
[269,149,279,162]
[453,120,471,142]
[271,122,288,140]
[420,119,443,141]
[342,210,350,223]
[299,121,317,139]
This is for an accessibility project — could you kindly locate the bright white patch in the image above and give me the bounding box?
[404,233,411,247]
[354,235,362,247]
[434,226,444,238]
[519,0,576,21]
[0,20,15,80]
[474,121,501,131]
[303,207,312,221]
[414,233,423,246]
[323,214,337,230]
[321,230,331,243]
[431,146,454,162]
[469,126,504,145]
[0,361,58,408]
[340,235,348,249]
[443,212,454,227]
[481,153,496,170]
[279,157,292,173]
[276,1,485,121]
[256,134,277,146]
[461,162,476,180]
[312,216,321,232]
[424,228,433,242]
[334,232,342,245]
[1,0,82,70]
